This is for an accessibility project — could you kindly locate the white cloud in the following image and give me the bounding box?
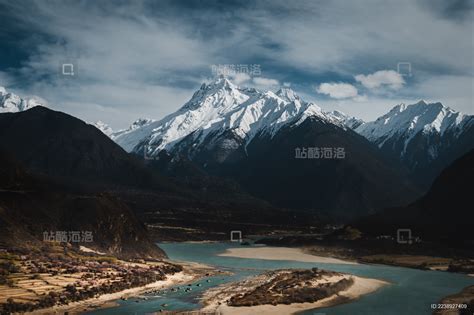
[253,77,280,88]
[355,70,405,90]
[231,72,251,85]
[2,1,472,124]
[316,82,358,99]
[215,65,280,89]
[250,2,473,77]
[211,68,281,90]
[1,1,218,128]
[353,94,368,102]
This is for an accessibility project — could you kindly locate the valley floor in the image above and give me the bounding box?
[3,241,472,314]
[28,261,217,314]
[0,247,219,315]
[28,270,192,314]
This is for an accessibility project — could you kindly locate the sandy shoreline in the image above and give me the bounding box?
[27,272,191,315]
[203,274,388,315]
[203,246,387,314]
[219,246,358,264]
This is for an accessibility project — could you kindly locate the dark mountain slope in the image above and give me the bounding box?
[356,101,474,190]
[0,151,165,259]
[355,149,474,242]
[0,106,169,190]
[110,78,423,220]
[181,116,419,219]
[0,106,317,241]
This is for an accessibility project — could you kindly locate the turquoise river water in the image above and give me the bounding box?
[87,242,473,315]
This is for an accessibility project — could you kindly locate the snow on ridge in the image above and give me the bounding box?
[109,118,156,151]
[111,76,471,159]
[113,77,346,154]
[327,110,364,130]
[355,100,472,155]
[93,120,114,136]
[0,86,46,113]
[276,88,300,102]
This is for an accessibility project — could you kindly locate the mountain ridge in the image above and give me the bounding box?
[355,149,474,242]
[0,86,45,113]
[0,105,315,240]
[106,77,420,218]
[110,78,472,177]
[0,150,166,259]
[0,106,171,191]
[355,100,473,188]
[113,76,356,156]
[356,100,472,157]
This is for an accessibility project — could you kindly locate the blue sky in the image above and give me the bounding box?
[0,0,473,128]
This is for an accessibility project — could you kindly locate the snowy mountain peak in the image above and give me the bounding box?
[356,101,473,158]
[201,75,240,94]
[113,79,338,154]
[180,76,246,112]
[327,110,365,130]
[210,75,235,88]
[93,121,113,136]
[389,103,407,114]
[130,118,155,130]
[329,110,352,120]
[276,88,300,102]
[109,117,156,145]
[0,86,45,113]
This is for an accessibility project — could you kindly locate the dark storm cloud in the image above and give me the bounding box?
[418,0,474,21]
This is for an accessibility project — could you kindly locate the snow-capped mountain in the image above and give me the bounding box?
[356,101,472,157]
[0,86,45,113]
[93,120,114,136]
[329,110,364,130]
[355,101,473,187]
[112,76,419,217]
[111,118,155,151]
[114,76,352,156]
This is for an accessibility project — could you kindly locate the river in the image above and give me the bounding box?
[87,242,474,315]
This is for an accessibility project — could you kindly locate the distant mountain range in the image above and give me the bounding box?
[1,80,472,221]
[108,77,418,217]
[104,78,472,193]
[355,101,473,188]
[0,101,312,249]
[112,77,361,154]
[0,86,45,113]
